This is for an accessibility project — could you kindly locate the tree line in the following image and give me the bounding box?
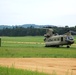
[0,26,76,36]
[0,26,46,36]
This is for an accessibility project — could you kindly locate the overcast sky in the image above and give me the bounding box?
[0,0,76,27]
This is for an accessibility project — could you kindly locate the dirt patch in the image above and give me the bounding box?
[2,41,44,44]
[0,58,76,75]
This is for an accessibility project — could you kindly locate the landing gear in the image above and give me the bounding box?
[56,45,60,47]
[45,45,60,47]
[67,45,70,48]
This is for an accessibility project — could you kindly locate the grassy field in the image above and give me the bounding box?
[0,66,49,75]
[0,36,76,58]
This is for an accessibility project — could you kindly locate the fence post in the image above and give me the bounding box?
[0,38,1,47]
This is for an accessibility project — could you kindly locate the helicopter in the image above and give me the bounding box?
[44,28,76,48]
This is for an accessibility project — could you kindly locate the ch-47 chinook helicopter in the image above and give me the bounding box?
[44,28,76,48]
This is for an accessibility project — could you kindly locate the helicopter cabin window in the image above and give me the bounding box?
[54,39,56,41]
[48,39,53,42]
[58,38,59,41]
[51,39,53,41]
[61,37,63,41]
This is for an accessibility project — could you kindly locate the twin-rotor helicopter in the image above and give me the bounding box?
[43,28,76,48]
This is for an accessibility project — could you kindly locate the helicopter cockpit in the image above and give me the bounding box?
[66,36,74,44]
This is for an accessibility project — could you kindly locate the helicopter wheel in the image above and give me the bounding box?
[67,45,70,48]
[56,45,60,47]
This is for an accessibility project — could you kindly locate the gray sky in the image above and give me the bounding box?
[0,0,76,27]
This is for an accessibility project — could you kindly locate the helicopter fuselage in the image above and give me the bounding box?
[44,35,74,47]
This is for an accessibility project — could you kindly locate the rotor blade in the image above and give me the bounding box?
[70,31,76,34]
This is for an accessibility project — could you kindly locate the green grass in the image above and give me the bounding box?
[1,36,43,42]
[0,66,49,75]
[0,36,76,58]
[0,66,73,75]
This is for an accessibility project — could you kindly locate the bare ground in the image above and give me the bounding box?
[0,58,76,75]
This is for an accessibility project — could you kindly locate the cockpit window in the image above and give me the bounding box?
[67,36,73,40]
